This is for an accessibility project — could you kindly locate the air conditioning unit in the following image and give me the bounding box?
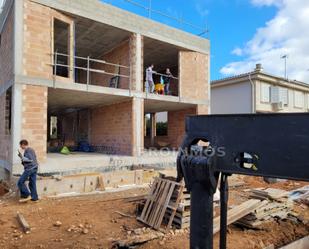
[272,102,284,111]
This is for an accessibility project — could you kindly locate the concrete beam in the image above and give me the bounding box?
[30,0,209,54]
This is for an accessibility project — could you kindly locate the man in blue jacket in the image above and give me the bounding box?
[17,139,39,203]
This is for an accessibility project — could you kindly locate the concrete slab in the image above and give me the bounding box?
[30,0,209,54]
[48,87,131,114]
[12,150,177,176]
[144,96,196,113]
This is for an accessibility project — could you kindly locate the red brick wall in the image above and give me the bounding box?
[90,101,133,155]
[23,0,73,79]
[0,7,14,86]
[90,40,130,89]
[0,93,11,162]
[21,85,48,163]
[179,51,209,101]
[167,108,197,148]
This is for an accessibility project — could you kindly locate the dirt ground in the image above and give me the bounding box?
[0,176,308,249]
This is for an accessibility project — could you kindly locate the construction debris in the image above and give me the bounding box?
[113,229,164,248]
[237,188,295,229]
[249,188,289,200]
[16,212,31,234]
[289,185,309,206]
[115,211,135,218]
[213,199,265,233]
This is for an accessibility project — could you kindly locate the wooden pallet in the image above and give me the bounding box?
[137,177,184,231]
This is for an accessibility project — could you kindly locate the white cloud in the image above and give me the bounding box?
[251,0,283,7]
[220,0,309,82]
[231,47,243,56]
[194,0,210,18]
[195,4,209,17]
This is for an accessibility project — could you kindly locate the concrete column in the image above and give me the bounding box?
[150,113,156,147]
[14,0,23,76]
[132,97,144,156]
[130,33,143,92]
[11,84,23,169]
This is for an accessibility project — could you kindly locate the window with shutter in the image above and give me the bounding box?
[260,83,271,103]
[294,91,304,108]
[279,88,288,106]
[271,86,280,103]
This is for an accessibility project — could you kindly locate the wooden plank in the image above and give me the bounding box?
[167,184,184,230]
[17,212,31,234]
[140,178,161,221]
[153,181,172,229]
[213,199,264,234]
[149,181,167,227]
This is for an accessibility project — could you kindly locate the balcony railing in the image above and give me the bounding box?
[50,52,131,90]
[144,72,179,97]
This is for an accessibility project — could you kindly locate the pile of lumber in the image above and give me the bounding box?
[249,188,289,200]
[237,188,294,228]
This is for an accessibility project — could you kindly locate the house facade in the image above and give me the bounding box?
[211,64,309,114]
[0,0,210,179]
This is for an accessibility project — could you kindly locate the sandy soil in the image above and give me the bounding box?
[0,176,308,249]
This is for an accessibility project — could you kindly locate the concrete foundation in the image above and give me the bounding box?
[35,169,159,197]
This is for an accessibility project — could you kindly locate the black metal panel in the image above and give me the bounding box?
[182,113,309,181]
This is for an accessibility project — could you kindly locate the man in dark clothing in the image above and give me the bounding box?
[162,68,173,95]
[17,139,39,203]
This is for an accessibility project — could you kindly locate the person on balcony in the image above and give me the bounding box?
[145,64,156,93]
[163,68,173,95]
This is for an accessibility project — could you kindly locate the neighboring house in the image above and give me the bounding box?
[211,64,309,114]
[0,0,210,179]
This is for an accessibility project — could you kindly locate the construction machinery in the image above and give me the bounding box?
[177,113,309,249]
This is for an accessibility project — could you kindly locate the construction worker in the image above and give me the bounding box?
[146,64,156,93]
[163,68,173,95]
[17,139,39,203]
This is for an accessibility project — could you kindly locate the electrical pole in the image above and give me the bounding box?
[281,54,288,79]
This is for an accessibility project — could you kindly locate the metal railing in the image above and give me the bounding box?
[102,0,209,37]
[50,52,131,90]
[144,71,179,97]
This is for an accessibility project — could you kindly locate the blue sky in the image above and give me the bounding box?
[102,0,277,80]
[102,0,309,83]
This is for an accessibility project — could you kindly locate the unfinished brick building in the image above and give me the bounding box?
[0,0,210,179]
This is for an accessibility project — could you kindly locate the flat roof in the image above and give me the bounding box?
[30,0,210,54]
[212,70,309,91]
